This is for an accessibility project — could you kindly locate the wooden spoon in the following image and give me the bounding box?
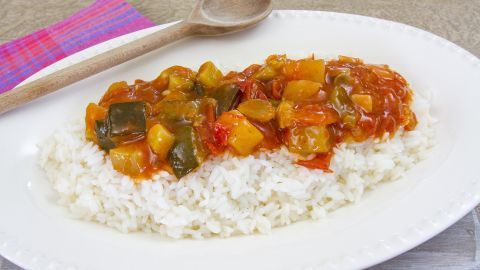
[0,0,272,115]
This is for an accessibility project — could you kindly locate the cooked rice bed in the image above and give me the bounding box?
[39,94,434,239]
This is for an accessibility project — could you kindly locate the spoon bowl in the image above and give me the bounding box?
[188,0,272,34]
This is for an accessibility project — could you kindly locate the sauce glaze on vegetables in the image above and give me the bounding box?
[85,55,417,180]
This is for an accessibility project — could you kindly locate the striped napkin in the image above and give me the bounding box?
[0,0,155,94]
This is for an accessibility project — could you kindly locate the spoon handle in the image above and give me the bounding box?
[0,21,195,115]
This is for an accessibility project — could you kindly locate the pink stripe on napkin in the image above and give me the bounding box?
[0,0,155,94]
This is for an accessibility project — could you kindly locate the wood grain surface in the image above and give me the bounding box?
[0,0,479,269]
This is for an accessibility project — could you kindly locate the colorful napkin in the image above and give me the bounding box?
[0,0,155,94]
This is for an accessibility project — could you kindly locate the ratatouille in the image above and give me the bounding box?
[85,55,417,180]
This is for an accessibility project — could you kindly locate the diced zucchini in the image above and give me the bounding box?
[333,72,352,88]
[217,111,264,155]
[193,82,205,97]
[168,74,194,92]
[147,124,175,160]
[265,54,286,70]
[331,84,358,127]
[288,126,331,154]
[155,100,200,123]
[330,86,353,116]
[210,83,240,117]
[282,80,322,102]
[253,65,276,81]
[161,90,194,102]
[110,143,149,177]
[94,120,115,151]
[108,101,147,137]
[195,97,217,123]
[168,126,206,178]
[196,61,223,89]
[152,66,196,91]
[85,103,107,141]
[237,99,275,122]
[351,94,373,113]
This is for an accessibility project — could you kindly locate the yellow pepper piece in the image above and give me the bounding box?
[218,111,264,155]
[276,100,294,128]
[147,124,175,160]
[284,59,325,83]
[351,94,373,113]
[283,80,322,102]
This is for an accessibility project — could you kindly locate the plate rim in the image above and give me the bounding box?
[1,9,480,270]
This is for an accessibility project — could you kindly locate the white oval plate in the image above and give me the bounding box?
[1,10,479,270]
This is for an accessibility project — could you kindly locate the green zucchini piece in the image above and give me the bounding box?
[156,100,200,122]
[155,100,201,130]
[168,126,205,178]
[330,86,354,116]
[193,82,205,97]
[108,102,146,137]
[94,120,115,151]
[210,83,240,117]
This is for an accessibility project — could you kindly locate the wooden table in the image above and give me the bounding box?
[0,0,479,269]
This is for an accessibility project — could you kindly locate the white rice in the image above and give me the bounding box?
[38,92,435,239]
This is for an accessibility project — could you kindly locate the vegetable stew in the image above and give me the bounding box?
[85,55,417,180]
